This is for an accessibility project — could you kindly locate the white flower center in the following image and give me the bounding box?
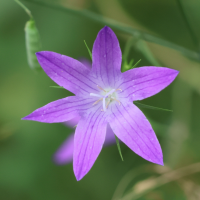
[90,85,122,111]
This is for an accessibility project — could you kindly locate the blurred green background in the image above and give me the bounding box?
[1,0,200,199]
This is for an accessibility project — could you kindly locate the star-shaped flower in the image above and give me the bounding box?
[22,26,179,180]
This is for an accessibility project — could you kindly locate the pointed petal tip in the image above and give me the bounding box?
[153,158,164,166]
[103,25,110,30]
[102,26,113,33]
[173,69,179,75]
[75,175,81,181]
[170,69,179,81]
[21,116,28,120]
[35,51,43,56]
[158,160,164,166]
[99,26,114,35]
[74,170,84,181]
[21,114,34,121]
[147,158,163,166]
[35,51,47,57]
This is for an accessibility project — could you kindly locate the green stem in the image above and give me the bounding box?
[23,0,200,61]
[123,37,136,62]
[15,0,33,19]
[176,0,199,51]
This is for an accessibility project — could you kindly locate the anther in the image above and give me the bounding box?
[93,98,103,105]
[97,85,106,92]
[111,97,121,105]
[116,88,122,92]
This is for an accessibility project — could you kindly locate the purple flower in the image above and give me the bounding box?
[22,26,179,180]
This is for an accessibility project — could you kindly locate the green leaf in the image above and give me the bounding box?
[134,102,173,112]
[84,40,92,60]
[115,135,123,161]
[50,86,65,89]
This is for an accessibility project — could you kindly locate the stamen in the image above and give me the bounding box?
[111,97,121,105]
[93,98,103,105]
[116,88,122,92]
[97,85,106,92]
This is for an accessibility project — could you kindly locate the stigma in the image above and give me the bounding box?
[90,85,122,111]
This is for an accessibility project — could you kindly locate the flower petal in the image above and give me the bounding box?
[73,107,107,181]
[53,133,74,165]
[119,67,179,101]
[79,58,92,69]
[22,96,95,123]
[36,51,99,95]
[108,102,163,165]
[105,124,116,146]
[92,26,122,87]
[53,125,115,165]
[64,116,81,127]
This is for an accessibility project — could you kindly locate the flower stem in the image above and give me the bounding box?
[15,0,33,19]
[23,0,200,61]
[176,0,199,52]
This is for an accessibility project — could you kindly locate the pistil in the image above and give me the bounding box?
[90,86,122,112]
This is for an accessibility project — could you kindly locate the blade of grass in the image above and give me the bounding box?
[132,59,141,68]
[84,40,92,60]
[115,135,123,161]
[134,102,173,112]
[50,86,64,89]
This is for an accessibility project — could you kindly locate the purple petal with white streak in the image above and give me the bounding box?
[22,96,95,123]
[108,102,163,165]
[36,51,98,95]
[73,106,107,181]
[119,67,179,101]
[92,26,122,88]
